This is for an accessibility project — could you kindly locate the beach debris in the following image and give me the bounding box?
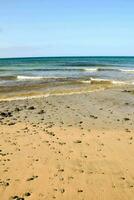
[8,122,16,126]
[26,175,38,181]
[120,177,125,180]
[90,114,98,119]
[28,106,35,110]
[60,188,65,193]
[0,181,9,187]
[0,111,12,117]
[58,169,64,172]
[24,192,31,197]
[124,117,130,121]
[74,140,82,143]
[78,189,83,193]
[11,196,24,200]
[122,90,131,93]
[14,107,21,112]
[38,110,45,114]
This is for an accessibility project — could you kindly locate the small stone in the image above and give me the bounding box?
[60,188,65,193]
[120,177,125,180]
[124,118,130,121]
[28,106,35,110]
[24,192,31,196]
[78,189,83,193]
[74,140,82,143]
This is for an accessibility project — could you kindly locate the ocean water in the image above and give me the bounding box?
[0,56,134,91]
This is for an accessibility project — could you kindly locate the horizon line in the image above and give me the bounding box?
[0,55,134,59]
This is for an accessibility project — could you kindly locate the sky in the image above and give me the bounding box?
[0,0,134,58]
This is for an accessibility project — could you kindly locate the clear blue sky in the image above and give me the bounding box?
[0,0,134,58]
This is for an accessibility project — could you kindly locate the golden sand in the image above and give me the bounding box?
[0,87,134,200]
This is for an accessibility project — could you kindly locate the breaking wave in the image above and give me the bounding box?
[17,75,46,80]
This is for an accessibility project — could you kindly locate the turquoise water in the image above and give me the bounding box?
[0,56,134,86]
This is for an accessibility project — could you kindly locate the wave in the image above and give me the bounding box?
[61,63,113,67]
[1,66,134,74]
[82,68,97,72]
[0,75,132,84]
[31,67,134,73]
[90,78,112,84]
[86,67,134,73]
[112,80,127,84]
[29,68,97,72]
[120,69,134,73]
[16,76,72,81]
[79,78,128,85]
[97,68,121,72]
[28,67,122,72]
[96,68,134,73]
[16,75,65,80]
[80,80,91,83]
[25,67,121,73]
[0,67,97,72]
[90,78,128,85]
[17,75,45,80]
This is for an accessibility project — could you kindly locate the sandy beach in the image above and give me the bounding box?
[0,86,134,200]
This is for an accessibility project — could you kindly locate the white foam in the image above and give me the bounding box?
[90,78,110,82]
[90,78,128,85]
[111,80,127,85]
[17,76,45,80]
[80,80,91,83]
[17,75,62,80]
[83,68,97,72]
[83,68,134,73]
[121,69,134,73]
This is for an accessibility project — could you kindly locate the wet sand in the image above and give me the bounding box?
[0,86,134,200]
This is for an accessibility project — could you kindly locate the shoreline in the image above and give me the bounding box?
[0,88,106,102]
[0,81,133,102]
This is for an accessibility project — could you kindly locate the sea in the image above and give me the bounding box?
[0,56,134,99]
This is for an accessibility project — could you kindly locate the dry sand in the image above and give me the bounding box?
[0,87,134,200]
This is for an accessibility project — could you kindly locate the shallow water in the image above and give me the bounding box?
[0,56,134,99]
